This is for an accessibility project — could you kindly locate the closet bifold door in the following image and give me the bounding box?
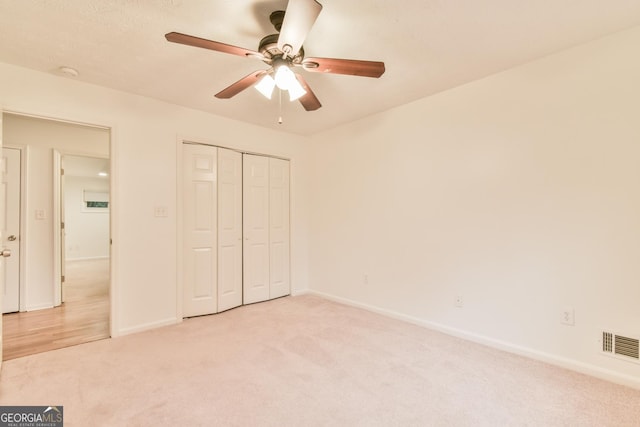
[182,144,218,317]
[242,154,291,304]
[242,154,270,304]
[269,158,290,299]
[217,148,242,312]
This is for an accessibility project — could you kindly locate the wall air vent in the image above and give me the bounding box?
[601,330,640,363]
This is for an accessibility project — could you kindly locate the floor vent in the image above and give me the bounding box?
[601,330,640,363]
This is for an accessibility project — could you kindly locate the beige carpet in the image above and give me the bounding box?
[1,295,639,426]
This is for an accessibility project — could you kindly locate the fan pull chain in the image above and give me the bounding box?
[278,89,283,124]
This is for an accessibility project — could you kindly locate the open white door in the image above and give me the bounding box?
[217,148,242,312]
[60,158,66,303]
[1,147,21,313]
[1,110,4,366]
[53,150,63,307]
[183,143,218,317]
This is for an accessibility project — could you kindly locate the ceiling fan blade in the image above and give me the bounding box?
[165,32,264,60]
[302,57,385,78]
[277,0,322,57]
[295,74,321,111]
[215,70,267,99]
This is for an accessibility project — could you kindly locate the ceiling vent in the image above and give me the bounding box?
[601,330,640,363]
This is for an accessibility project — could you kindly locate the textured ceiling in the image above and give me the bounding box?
[1,1,640,135]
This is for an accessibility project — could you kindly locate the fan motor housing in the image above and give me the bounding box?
[258,34,304,64]
[259,11,305,65]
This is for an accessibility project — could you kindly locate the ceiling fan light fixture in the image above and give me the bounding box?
[254,74,276,99]
[274,64,296,90]
[288,79,307,101]
[165,0,383,113]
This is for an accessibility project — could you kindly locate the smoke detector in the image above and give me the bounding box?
[58,66,79,77]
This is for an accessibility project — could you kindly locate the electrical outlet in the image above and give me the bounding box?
[561,306,575,326]
[454,295,464,308]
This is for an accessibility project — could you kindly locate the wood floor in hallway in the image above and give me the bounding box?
[2,258,110,360]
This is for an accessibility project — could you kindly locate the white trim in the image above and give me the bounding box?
[182,140,290,161]
[305,290,640,390]
[175,135,184,321]
[25,303,55,312]
[108,124,117,338]
[116,317,179,337]
[65,256,110,262]
[2,109,110,132]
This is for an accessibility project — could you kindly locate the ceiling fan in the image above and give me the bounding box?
[165,0,385,112]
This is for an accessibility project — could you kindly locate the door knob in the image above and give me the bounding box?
[1,249,11,257]
[7,235,17,241]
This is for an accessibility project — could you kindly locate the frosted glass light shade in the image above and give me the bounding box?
[288,79,307,101]
[255,74,276,99]
[274,65,296,90]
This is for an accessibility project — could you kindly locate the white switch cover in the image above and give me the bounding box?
[35,209,46,220]
[154,206,168,217]
[561,306,575,326]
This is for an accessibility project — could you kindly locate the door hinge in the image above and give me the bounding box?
[61,168,65,176]
[61,221,65,230]
[61,275,65,283]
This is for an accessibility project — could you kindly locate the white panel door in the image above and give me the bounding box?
[183,144,218,317]
[217,148,242,312]
[269,158,290,299]
[1,147,20,313]
[243,154,270,304]
[60,156,66,305]
[0,110,3,367]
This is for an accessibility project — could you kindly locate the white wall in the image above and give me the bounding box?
[0,61,312,336]
[3,114,109,310]
[309,25,640,387]
[2,21,637,388]
[64,175,110,260]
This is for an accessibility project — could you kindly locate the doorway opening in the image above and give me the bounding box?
[1,113,111,360]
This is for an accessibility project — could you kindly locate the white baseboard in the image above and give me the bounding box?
[115,317,179,337]
[66,256,110,262]
[305,290,640,390]
[291,288,311,297]
[24,303,55,312]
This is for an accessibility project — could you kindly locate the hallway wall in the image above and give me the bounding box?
[3,114,108,310]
